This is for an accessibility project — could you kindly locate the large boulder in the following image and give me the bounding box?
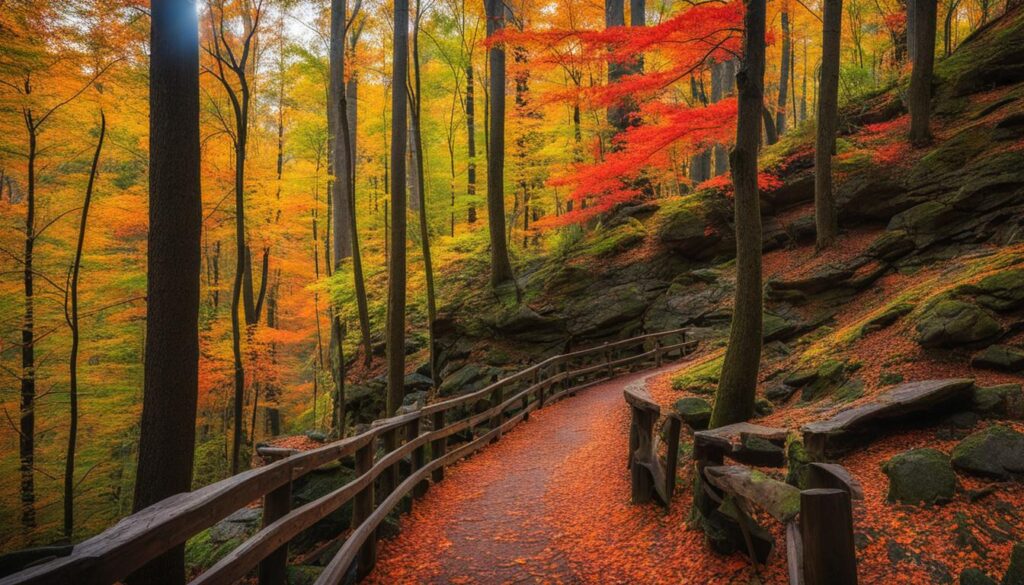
[861,303,914,335]
[961,270,1024,313]
[887,201,962,248]
[674,397,712,430]
[972,345,1024,372]
[972,384,1024,419]
[438,364,504,397]
[882,448,956,505]
[656,203,725,259]
[915,300,1002,348]
[951,425,1024,479]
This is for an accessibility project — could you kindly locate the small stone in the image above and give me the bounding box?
[862,303,915,335]
[882,448,956,506]
[973,384,1024,419]
[947,411,980,429]
[964,269,1024,313]
[674,397,712,430]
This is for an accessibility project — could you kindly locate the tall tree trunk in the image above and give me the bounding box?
[710,0,766,429]
[909,0,937,145]
[20,106,37,533]
[485,0,515,288]
[386,0,410,415]
[907,0,918,62]
[466,65,478,224]
[712,61,729,176]
[130,1,202,582]
[342,29,373,367]
[777,8,791,135]
[64,112,105,541]
[815,0,843,249]
[410,2,439,386]
[330,0,353,261]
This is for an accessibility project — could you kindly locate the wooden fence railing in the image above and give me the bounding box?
[692,423,862,585]
[1,328,697,585]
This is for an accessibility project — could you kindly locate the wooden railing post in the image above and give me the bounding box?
[490,385,504,430]
[655,336,663,367]
[352,438,376,579]
[605,344,613,379]
[523,370,536,421]
[431,409,447,483]
[664,414,682,500]
[380,428,398,500]
[258,474,292,585]
[538,365,548,408]
[408,418,428,499]
[800,488,857,585]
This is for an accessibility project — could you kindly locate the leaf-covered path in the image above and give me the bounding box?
[364,365,775,585]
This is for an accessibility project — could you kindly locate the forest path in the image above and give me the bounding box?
[363,363,771,585]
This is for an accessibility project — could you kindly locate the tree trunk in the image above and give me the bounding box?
[777,9,791,135]
[330,0,353,261]
[709,0,766,429]
[410,3,439,386]
[815,0,842,249]
[64,112,105,541]
[20,107,37,533]
[341,32,373,367]
[907,0,918,62]
[909,0,937,145]
[485,0,515,288]
[386,0,410,415]
[466,65,478,224]
[129,1,202,582]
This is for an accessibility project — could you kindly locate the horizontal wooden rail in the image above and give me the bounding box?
[692,424,862,585]
[0,328,698,585]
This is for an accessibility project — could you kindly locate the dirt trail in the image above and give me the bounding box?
[364,365,775,585]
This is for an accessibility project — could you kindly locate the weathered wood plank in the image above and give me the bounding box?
[807,462,863,500]
[703,465,801,523]
[694,422,789,454]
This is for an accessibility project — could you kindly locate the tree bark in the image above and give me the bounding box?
[777,8,791,135]
[130,1,202,582]
[815,0,842,249]
[20,101,37,533]
[330,0,353,261]
[909,0,937,145]
[64,111,105,541]
[485,0,515,287]
[466,65,478,224]
[410,1,439,386]
[709,0,766,429]
[386,0,410,415]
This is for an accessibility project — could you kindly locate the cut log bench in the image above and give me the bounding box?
[0,328,699,585]
[801,378,974,459]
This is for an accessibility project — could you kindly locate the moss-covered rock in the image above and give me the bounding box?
[972,384,1024,419]
[962,269,1024,312]
[670,356,723,395]
[882,448,956,506]
[888,201,961,247]
[585,218,647,258]
[786,439,811,489]
[951,425,1024,479]
[674,397,712,430]
[801,359,849,401]
[1005,542,1024,585]
[763,312,800,341]
[960,568,998,585]
[915,299,1002,348]
[972,345,1024,372]
[861,303,915,335]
